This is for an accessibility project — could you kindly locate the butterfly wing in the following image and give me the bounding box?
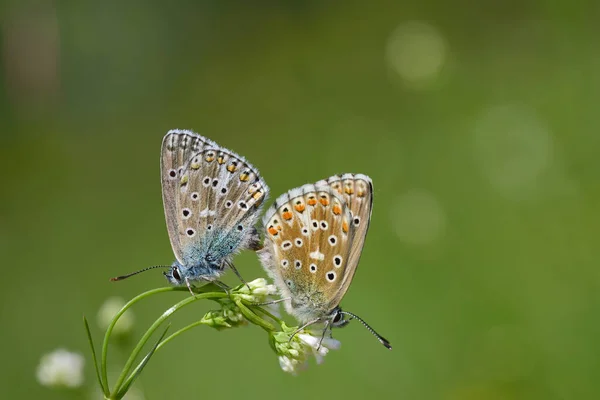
[161,130,217,263]
[318,173,373,307]
[161,130,268,269]
[258,178,371,323]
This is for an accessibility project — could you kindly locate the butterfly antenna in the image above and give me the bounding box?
[340,311,392,350]
[110,265,171,281]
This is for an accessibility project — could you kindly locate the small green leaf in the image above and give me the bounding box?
[83,315,108,397]
[115,324,171,400]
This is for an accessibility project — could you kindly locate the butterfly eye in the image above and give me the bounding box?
[172,267,181,281]
[333,311,344,324]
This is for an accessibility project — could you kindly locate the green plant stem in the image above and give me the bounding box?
[235,298,276,332]
[101,287,176,391]
[111,291,229,394]
[155,320,205,351]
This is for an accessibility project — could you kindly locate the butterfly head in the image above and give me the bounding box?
[164,263,184,285]
[330,306,350,328]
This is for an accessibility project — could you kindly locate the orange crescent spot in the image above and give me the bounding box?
[332,205,342,215]
[217,156,225,164]
[268,226,278,236]
[344,186,354,195]
[295,203,305,212]
[282,211,293,220]
[319,198,330,206]
[342,221,349,233]
[239,173,250,182]
[307,198,317,206]
[253,191,263,200]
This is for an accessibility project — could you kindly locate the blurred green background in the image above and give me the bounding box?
[1,1,599,399]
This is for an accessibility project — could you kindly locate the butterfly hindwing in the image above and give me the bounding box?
[177,147,268,265]
[259,182,362,322]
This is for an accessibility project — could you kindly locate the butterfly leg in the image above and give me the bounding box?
[185,277,196,296]
[225,260,251,291]
[213,280,231,295]
[317,320,331,351]
[288,317,321,343]
[253,297,290,306]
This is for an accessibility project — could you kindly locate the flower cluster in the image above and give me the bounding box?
[235,278,278,303]
[200,278,278,330]
[270,323,341,375]
[200,300,247,330]
[36,348,85,389]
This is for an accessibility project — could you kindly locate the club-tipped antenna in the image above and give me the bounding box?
[110,265,171,281]
[340,311,392,350]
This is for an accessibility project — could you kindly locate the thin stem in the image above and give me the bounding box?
[235,299,275,332]
[101,287,177,392]
[111,291,229,394]
[155,320,205,351]
[248,302,284,326]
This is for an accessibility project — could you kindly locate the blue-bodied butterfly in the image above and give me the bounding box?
[112,129,269,293]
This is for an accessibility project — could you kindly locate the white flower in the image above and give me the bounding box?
[36,349,84,388]
[271,325,341,374]
[97,296,134,336]
[297,333,341,364]
[236,278,278,303]
[278,355,306,376]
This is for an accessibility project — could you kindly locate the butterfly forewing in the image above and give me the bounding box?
[259,184,359,322]
[319,173,373,306]
[161,130,216,264]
